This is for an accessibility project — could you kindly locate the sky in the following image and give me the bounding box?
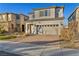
[0,3,79,25]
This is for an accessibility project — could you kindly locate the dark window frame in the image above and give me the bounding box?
[45,10,48,16]
[55,8,60,17]
[16,15,20,19]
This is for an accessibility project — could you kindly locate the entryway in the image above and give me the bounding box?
[22,25,25,32]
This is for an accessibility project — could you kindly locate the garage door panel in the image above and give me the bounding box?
[43,26,58,35]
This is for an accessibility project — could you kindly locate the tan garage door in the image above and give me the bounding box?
[43,25,58,35]
[36,25,58,35]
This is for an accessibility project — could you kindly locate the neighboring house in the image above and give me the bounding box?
[68,7,79,33]
[25,6,64,35]
[0,13,28,33]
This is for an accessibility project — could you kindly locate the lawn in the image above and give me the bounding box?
[0,34,16,40]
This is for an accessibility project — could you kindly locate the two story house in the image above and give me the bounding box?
[25,6,64,35]
[0,13,28,33]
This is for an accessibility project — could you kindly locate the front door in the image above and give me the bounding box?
[22,25,25,32]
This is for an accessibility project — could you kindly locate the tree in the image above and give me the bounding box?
[59,21,78,48]
[0,24,5,34]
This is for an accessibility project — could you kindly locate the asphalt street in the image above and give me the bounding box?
[0,41,79,56]
[0,51,20,56]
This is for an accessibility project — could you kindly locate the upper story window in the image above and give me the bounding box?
[39,10,49,17]
[45,10,48,16]
[24,17,27,21]
[55,8,60,17]
[39,11,44,17]
[16,15,20,19]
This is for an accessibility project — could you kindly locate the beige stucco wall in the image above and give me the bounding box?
[75,8,79,32]
[20,14,26,32]
[28,14,34,20]
[0,14,8,22]
[26,20,64,35]
[26,20,63,26]
[0,13,28,33]
[33,8,56,19]
[29,7,64,20]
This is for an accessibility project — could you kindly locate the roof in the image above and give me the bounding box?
[0,12,28,17]
[19,14,28,17]
[68,7,79,21]
[0,12,18,15]
[26,17,64,22]
[28,12,34,14]
[33,6,64,11]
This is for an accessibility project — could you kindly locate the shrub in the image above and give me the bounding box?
[0,35,16,40]
[0,25,7,34]
[0,34,5,36]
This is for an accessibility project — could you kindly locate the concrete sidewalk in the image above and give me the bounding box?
[10,35,59,43]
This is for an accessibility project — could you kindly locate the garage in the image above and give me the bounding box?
[36,25,59,35]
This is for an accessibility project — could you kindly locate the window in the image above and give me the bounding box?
[55,8,60,17]
[45,25,47,27]
[48,10,50,16]
[45,10,48,16]
[56,24,59,27]
[53,25,55,27]
[16,15,20,19]
[59,9,63,17]
[47,25,49,27]
[61,24,63,26]
[50,25,52,27]
[39,10,49,17]
[24,17,27,21]
[40,11,44,17]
